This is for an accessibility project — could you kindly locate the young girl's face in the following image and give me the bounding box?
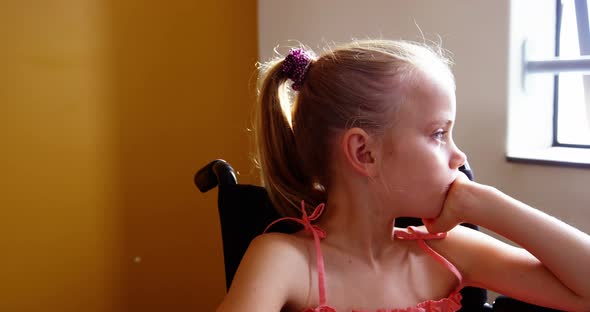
[377,71,466,219]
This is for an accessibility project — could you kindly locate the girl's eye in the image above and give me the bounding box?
[433,130,448,142]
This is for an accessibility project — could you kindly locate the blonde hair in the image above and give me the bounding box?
[254,39,454,217]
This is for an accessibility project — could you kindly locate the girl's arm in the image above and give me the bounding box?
[425,175,590,311]
[216,233,303,312]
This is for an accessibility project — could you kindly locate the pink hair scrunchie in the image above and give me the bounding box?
[282,48,312,91]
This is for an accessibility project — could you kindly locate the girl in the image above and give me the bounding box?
[216,40,590,311]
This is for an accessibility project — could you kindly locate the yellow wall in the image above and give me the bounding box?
[1,1,258,310]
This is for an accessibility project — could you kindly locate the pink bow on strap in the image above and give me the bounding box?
[264,200,327,239]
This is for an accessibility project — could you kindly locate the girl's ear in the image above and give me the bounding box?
[341,128,379,177]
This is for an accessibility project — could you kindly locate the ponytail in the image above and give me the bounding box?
[254,57,326,217]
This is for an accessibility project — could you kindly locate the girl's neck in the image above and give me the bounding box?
[317,182,402,268]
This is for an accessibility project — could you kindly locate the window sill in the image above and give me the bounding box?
[507,146,590,168]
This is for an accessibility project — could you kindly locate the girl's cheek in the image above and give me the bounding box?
[435,139,443,150]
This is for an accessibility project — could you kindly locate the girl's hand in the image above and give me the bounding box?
[422,172,482,233]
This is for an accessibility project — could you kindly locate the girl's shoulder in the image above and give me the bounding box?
[252,231,314,259]
[247,232,314,274]
[248,232,317,307]
[221,232,314,311]
[250,231,318,283]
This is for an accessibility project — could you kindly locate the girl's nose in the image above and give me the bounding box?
[450,146,467,170]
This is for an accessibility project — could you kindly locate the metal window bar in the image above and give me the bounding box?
[575,0,590,148]
[526,56,590,74]
[575,0,590,55]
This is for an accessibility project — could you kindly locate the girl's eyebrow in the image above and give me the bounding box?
[428,119,454,128]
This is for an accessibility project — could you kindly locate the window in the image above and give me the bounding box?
[507,0,590,167]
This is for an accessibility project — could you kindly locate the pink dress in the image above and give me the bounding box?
[264,201,463,312]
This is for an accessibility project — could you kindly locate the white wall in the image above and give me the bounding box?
[258,0,590,233]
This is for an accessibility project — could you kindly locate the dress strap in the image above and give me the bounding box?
[393,226,463,292]
[263,200,328,305]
